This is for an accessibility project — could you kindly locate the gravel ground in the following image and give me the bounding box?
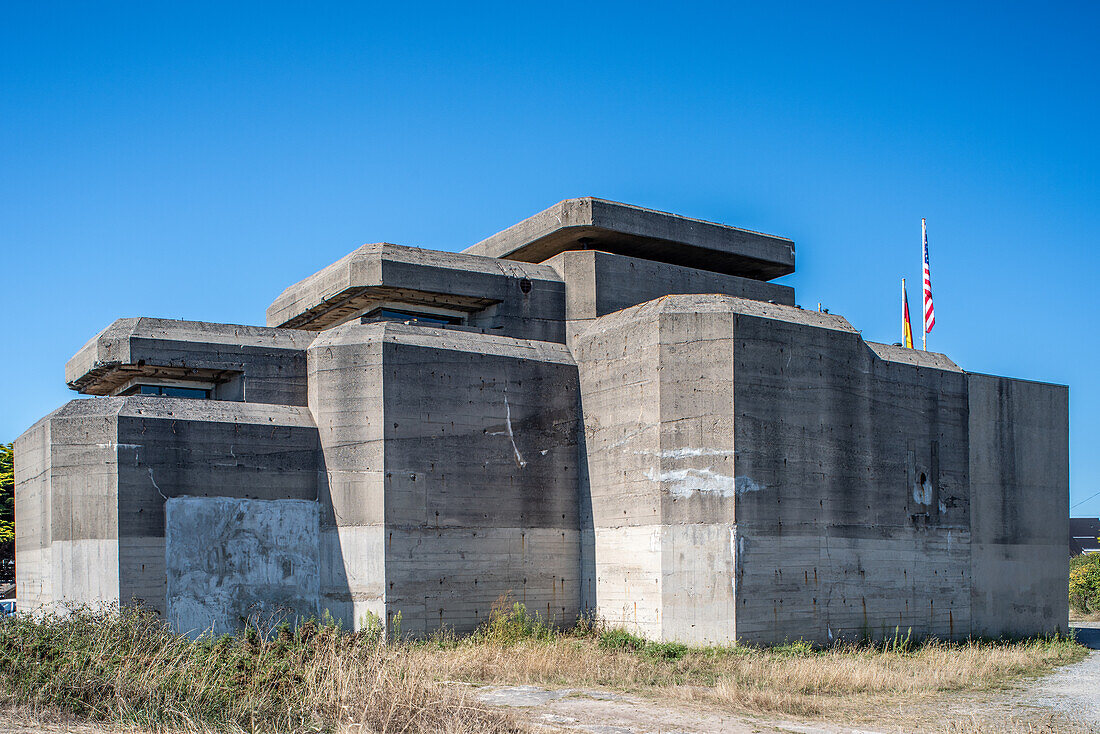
[1024,624,1100,728]
[470,683,892,734]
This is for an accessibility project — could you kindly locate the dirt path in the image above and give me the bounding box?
[0,711,121,734]
[470,627,1100,734]
[471,676,1099,734]
[472,683,889,733]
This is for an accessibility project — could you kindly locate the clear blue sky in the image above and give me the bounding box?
[2,2,1097,515]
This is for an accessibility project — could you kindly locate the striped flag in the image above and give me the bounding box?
[902,278,914,349]
[922,218,935,338]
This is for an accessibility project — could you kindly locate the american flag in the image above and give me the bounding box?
[922,218,935,335]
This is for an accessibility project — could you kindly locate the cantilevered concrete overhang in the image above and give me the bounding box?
[462,198,796,280]
[66,318,316,404]
[266,243,565,341]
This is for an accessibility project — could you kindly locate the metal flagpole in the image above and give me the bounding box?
[902,278,907,348]
[921,218,927,351]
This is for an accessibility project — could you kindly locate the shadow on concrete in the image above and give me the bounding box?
[316,449,359,630]
[1071,625,1100,650]
[576,398,596,618]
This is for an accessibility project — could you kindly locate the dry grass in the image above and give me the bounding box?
[412,633,1084,723]
[0,603,1088,733]
[0,608,526,734]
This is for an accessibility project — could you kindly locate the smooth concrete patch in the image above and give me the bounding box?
[165,496,320,636]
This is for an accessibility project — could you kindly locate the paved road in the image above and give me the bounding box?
[1073,622,1100,650]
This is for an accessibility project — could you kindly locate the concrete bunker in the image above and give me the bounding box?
[15,197,1068,644]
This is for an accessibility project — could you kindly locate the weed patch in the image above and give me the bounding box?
[0,603,1087,733]
[0,606,522,733]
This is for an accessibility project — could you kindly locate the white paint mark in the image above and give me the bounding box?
[96,442,142,449]
[913,476,933,505]
[735,476,764,495]
[938,500,947,514]
[644,468,764,498]
[633,447,732,459]
[503,394,526,468]
[730,527,740,597]
[148,467,167,500]
[828,627,834,641]
[607,427,648,450]
[540,449,548,456]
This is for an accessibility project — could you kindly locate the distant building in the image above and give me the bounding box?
[1071,517,1100,555]
[15,198,1070,643]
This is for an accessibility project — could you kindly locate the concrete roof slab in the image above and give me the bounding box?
[462,198,796,280]
[266,243,563,330]
[66,318,316,395]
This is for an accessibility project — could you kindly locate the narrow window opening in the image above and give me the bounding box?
[361,307,463,326]
[120,384,210,399]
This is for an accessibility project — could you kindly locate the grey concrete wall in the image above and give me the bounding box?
[308,321,580,635]
[381,325,580,635]
[573,299,738,643]
[49,403,121,608]
[15,397,321,617]
[575,295,976,645]
[728,296,971,644]
[14,401,123,610]
[14,415,53,608]
[166,496,320,636]
[307,325,387,629]
[571,305,662,638]
[114,399,321,615]
[545,249,794,327]
[968,374,1069,637]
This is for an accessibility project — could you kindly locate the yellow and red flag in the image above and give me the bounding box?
[902,278,914,348]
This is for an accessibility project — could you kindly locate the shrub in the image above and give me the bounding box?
[772,639,815,657]
[596,628,689,660]
[1069,553,1100,615]
[597,628,648,653]
[471,598,556,644]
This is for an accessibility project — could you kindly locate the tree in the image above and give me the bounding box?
[0,443,13,584]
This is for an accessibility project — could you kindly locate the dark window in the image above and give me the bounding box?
[121,384,210,399]
[361,308,462,326]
